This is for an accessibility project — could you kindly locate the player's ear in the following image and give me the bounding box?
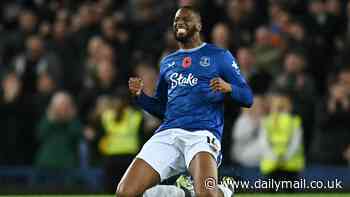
[196,23,202,32]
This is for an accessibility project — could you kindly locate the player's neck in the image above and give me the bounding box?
[178,35,203,50]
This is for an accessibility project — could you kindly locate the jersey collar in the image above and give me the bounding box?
[177,42,207,53]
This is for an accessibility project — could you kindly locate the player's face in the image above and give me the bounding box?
[173,9,200,43]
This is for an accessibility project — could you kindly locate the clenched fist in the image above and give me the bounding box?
[210,77,232,93]
[129,77,144,96]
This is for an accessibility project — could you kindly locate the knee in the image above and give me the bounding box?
[195,189,218,197]
[116,182,139,197]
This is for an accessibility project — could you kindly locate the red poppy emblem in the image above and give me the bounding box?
[182,57,192,68]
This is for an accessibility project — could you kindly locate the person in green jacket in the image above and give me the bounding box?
[35,91,82,169]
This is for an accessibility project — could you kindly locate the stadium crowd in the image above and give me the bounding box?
[0,0,350,190]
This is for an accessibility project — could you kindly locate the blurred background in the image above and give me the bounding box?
[0,0,349,194]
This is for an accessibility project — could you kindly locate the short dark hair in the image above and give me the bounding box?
[179,5,201,22]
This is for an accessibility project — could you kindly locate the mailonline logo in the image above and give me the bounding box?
[170,72,198,89]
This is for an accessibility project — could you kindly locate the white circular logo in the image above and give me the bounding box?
[204,177,216,190]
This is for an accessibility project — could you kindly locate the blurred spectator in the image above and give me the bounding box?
[134,61,161,139]
[128,0,165,57]
[311,67,350,166]
[285,21,309,53]
[83,41,120,87]
[12,35,62,96]
[269,7,291,44]
[47,19,80,92]
[33,72,57,119]
[252,26,283,76]
[38,21,51,40]
[71,3,100,60]
[7,34,64,164]
[211,22,232,50]
[85,36,105,77]
[1,9,38,66]
[223,0,258,51]
[35,92,82,169]
[160,28,178,59]
[79,59,120,124]
[85,89,143,193]
[236,47,272,94]
[260,89,305,192]
[274,51,317,158]
[231,95,266,167]
[303,0,341,93]
[134,61,157,99]
[0,72,26,165]
[100,16,131,74]
[325,0,342,17]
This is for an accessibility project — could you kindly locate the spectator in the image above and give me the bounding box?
[269,8,291,42]
[11,35,63,164]
[260,89,305,192]
[311,67,350,166]
[285,21,309,53]
[100,16,131,73]
[303,0,340,92]
[252,26,283,76]
[83,41,117,87]
[79,59,120,124]
[128,0,164,56]
[134,61,161,139]
[38,21,51,40]
[1,9,38,66]
[71,3,100,60]
[33,71,57,120]
[85,36,105,78]
[86,88,143,193]
[35,92,82,169]
[12,35,62,96]
[231,95,266,167]
[47,19,80,92]
[274,51,317,157]
[211,22,232,50]
[0,72,26,165]
[236,47,272,94]
[223,0,257,51]
[325,0,342,17]
[160,28,178,59]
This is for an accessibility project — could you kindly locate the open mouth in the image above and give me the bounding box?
[177,28,187,34]
[176,25,188,34]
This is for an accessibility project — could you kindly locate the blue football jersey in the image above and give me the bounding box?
[135,43,253,141]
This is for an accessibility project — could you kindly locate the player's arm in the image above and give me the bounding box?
[129,72,167,119]
[210,50,253,107]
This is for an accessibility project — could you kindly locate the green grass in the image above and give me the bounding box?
[237,194,350,197]
[1,194,350,197]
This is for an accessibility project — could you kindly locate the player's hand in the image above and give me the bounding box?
[210,77,232,93]
[129,77,144,96]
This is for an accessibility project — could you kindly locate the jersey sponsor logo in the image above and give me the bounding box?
[182,56,192,68]
[170,72,198,89]
[200,56,210,67]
